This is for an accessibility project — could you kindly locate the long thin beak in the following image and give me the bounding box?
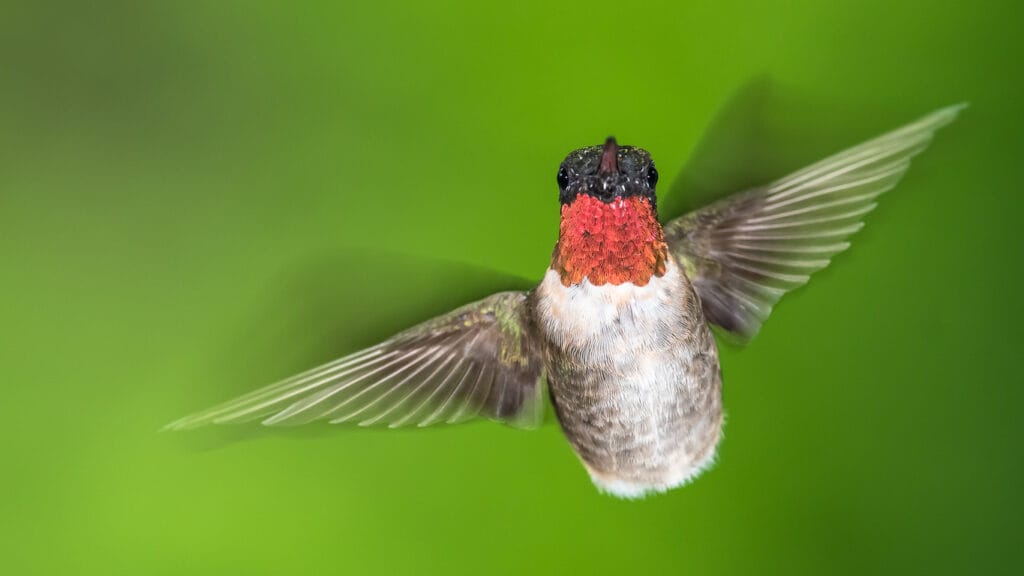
[599,136,618,174]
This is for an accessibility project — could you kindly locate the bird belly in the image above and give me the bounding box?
[534,259,723,498]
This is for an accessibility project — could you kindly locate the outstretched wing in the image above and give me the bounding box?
[664,104,964,341]
[165,291,546,430]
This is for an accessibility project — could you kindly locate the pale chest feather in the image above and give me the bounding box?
[533,257,723,498]
[534,258,696,365]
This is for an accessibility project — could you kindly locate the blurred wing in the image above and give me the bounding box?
[664,104,964,341]
[165,291,546,430]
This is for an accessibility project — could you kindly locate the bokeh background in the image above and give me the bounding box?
[2,1,1022,574]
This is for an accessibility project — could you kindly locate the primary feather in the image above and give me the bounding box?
[664,104,965,341]
[164,292,546,430]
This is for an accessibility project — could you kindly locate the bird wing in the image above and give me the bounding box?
[165,291,546,430]
[664,104,964,342]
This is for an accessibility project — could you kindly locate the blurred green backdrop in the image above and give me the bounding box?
[2,1,1022,574]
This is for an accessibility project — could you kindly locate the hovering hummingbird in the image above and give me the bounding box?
[167,105,962,498]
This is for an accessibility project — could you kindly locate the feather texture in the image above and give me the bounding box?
[664,104,964,340]
[165,292,546,430]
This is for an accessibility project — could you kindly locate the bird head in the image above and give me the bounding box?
[556,137,659,208]
[551,137,668,287]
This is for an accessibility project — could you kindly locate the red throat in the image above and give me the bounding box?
[552,195,668,286]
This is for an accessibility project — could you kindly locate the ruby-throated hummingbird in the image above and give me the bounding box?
[167,105,962,498]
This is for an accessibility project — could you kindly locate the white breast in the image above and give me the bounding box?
[535,260,688,363]
[534,259,722,498]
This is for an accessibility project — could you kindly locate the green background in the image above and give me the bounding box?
[2,1,1021,574]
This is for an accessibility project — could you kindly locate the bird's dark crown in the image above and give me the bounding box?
[557,137,659,208]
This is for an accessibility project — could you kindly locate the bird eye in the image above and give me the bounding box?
[557,166,569,189]
[646,165,659,188]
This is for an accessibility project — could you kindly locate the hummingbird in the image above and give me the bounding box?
[167,105,962,498]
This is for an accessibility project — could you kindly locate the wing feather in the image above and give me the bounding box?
[165,292,546,431]
[665,104,964,340]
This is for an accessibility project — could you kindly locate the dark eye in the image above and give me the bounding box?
[646,165,659,188]
[557,166,569,189]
